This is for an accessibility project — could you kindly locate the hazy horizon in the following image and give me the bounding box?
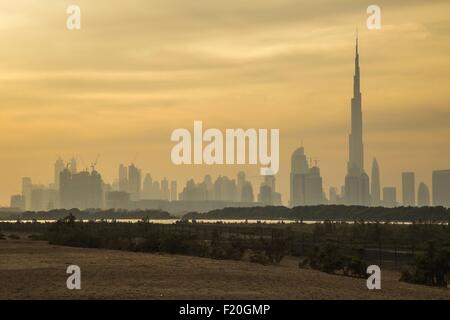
[1,0,450,206]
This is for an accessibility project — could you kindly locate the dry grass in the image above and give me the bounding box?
[0,233,449,300]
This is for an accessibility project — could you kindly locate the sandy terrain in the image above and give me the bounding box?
[0,233,449,300]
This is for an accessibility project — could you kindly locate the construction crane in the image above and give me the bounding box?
[90,154,100,172]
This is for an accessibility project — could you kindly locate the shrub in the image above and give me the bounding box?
[400,242,450,287]
[209,238,245,260]
[301,243,368,278]
[250,251,271,265]
[28,234,44,241]
[343,257,368,278]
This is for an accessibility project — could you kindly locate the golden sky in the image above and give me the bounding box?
[1,0,450,205]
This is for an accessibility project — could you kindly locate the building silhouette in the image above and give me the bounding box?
[241,181,255,203]
[152,180,162,199]
[237,171,246,201]
[214,176,237,202]
[179,179,209,201]
[170,180,178,201]
[370,158,381,206]
[290,147,323,206]
[142,174,153,199]
[118,164,128,192]
[344,35,370,206]
[105,191,130,209]
[432,170,450,207]
[258,184,273,205]
[69,157,77,174]
[10,194,25,210]
[30,187,57,211]
[204,175,214,200]
[329,187,338,204]
[304,166,323,205]
[54,157,65,190]
[59,168,103,209]
[383,187,397,208]
[21,177,33,211]
[402,172,416,206]
[258,175,282,206]
[161,177,170,201]
[345,167,370,206]
[290,147,309,206]
[417,182,430,207]
[127,164,141,201]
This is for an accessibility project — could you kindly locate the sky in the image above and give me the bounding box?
[0,0,449,205]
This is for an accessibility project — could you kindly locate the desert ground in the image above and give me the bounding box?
[0,233,449,300]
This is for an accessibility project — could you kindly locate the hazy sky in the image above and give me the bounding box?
[1,0,450,205]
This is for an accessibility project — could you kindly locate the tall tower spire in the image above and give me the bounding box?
[353,32,361,100]
[348,33,364,173]
[345,34,370,206]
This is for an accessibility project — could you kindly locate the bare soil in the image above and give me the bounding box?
[0,233,449,300]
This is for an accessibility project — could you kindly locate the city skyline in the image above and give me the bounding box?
[7,152,450,211]
[5,35,449,210]
[1,1,450,205]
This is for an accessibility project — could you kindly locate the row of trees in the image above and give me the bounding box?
[17,208,172,220]
[3,205,449,223]
[44,216,289,265]
[185,205,450,222]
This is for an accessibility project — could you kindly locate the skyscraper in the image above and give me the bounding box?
[118,164,128,192]
[290,147,309,206]
[10,195,25,211]
[214,176,237,202]
[344,35,370,206]
[204,175,214,200]
[383,187,397,208]
[290,147,323,206]
[241,182,254,203]
[161,177,170,200]
[69,157,77,174]
[370,158,381,206]
[54,157,65,190]
[417,182,430,207]
[152,180,161,199]
[348,35,364,173]
[170,180,177,201]
[179,179,208,201]
[432,170,450,207]
[142,174,153,199]
[258,174,282,206]
[21,177,32,211]
[329,187,338,204]
[128,164,141,201]
[402,172,416,206]
[304,166,324,205]
[59,168,103,209]
[345,167,370,206]
[237,171,246,201]
[258,184,273,205]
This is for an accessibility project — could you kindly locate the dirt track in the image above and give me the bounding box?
[0,234,449,300]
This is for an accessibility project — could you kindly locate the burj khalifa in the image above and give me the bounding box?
[348,35,364,173]
[345,35,370,206]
